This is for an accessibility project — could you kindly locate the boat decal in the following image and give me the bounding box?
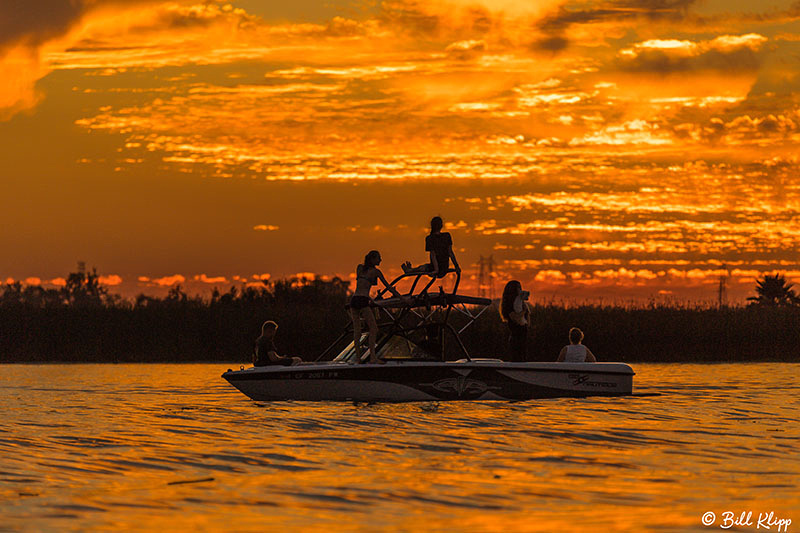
[422,371,502,398]
[571,374,590,386]
[569,373,618,388]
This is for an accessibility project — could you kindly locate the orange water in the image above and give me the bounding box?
[1,363,798,532]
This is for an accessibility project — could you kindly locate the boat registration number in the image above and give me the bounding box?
[293,371,340,379]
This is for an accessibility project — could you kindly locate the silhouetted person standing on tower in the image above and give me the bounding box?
[349,250,402,364]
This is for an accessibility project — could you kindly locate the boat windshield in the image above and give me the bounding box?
[332,333,437,363]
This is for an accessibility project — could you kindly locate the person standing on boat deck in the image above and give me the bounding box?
[350,250,402,364]
[557,327,597,363]
[253,321,303,367]
[500,280,531,362]
[402,216,461,278]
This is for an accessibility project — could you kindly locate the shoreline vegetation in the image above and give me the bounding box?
[1,269,799,363]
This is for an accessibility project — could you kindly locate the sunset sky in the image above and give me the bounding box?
[1,0,799,303]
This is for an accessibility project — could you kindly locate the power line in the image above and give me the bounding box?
[717,265,729,307]
[477,255,497,299]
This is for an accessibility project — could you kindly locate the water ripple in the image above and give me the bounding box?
[0,362,797,532]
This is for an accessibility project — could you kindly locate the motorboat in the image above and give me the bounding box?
[222,270,634,402]
[222,360,633,402]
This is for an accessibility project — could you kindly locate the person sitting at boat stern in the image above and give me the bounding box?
[500,280,531,362]
[557,327,597,363]
[402,216,461,278]
[253,321,303,367]
[350,250,402,364]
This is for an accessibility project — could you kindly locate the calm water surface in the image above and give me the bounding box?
[1,363,798,532]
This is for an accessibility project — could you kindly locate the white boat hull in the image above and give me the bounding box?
[222,361,634,402]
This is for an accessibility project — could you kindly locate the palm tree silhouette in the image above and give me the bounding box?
[747,273,799,307]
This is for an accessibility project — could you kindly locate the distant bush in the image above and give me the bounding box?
[1,270,799,363]
[0,274,351,363]
[464,303,800,362]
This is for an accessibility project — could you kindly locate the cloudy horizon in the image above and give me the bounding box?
[2,0,799,304]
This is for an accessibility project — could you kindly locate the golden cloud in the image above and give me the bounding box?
[0,0,255,117]
[0,45,47,118]
[149,274,186,287]
[445,39,487,60]
[98,274,123,286]
[194,274,228,284]
[616,33,768,73]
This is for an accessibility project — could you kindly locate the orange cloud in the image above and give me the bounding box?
[445,39,487,60]
[194,274,228,284]
[383,0,566,37]
[150,274,186,287]
[0,0,255,117]
[0,46,47,118]
[617,33,768,73]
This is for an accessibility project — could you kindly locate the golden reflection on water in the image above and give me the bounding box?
[1,364,798,532]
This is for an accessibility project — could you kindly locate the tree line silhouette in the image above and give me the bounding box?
[1,268,798,363]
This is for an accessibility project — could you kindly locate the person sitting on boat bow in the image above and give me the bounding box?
[401,216,461,279]
[557,327,597,363]
[253,321,303,367]
[350,250,402,364]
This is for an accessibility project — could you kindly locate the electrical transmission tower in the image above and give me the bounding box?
[717,265,729,307]
[477,255,497,299]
